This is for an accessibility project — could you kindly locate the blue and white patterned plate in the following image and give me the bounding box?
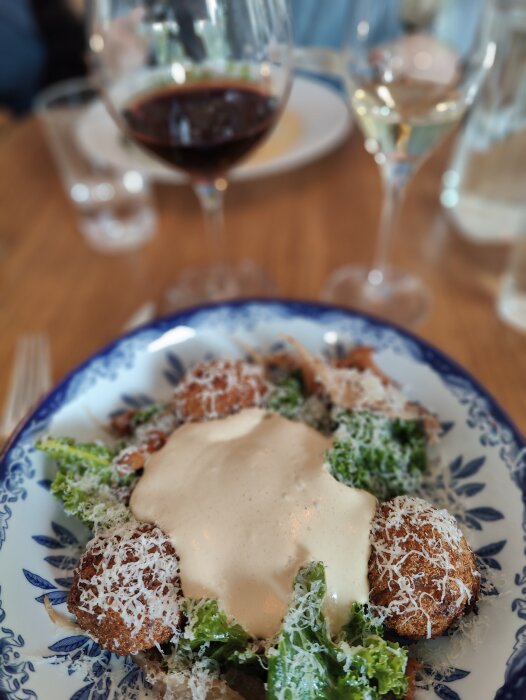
[1,300,525,700]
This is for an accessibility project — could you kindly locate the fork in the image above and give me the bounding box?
[0,334,52,441]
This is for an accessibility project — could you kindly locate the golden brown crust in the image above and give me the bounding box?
[114,429,169,476]
[368,496,480,640]
[170,360,269,422]
[68,523,181,655]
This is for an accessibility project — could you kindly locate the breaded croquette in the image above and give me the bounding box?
[368,495,480,640]
[68,522,181,655]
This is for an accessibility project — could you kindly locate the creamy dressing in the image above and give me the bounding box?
[130,408,377,639]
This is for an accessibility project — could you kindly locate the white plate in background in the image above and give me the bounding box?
[76,76,352,183]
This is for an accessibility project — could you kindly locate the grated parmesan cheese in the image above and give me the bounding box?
[70,522,181,655]
[170,360,270,422]
[283,337,440,439]
[50,350,488,696]
[369,496,480,640]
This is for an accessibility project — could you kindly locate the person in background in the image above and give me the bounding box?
[289,0,354,49]
[0,0,45,115]
[2,1,478,116]
[0,0,86,116]
[31,0,87,87]
[0,0,353,116]
[290,0,482,55]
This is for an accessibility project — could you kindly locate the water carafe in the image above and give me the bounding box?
[441,0,526,244]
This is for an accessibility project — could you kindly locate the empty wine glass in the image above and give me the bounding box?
[323,0,496,327]
[88,0,292,307]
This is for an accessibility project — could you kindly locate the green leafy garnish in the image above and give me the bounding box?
[325,410,427,499]
[266,375,305,420]
[180,598,250,664]
[130,403,163,427]
[339,603,384,646]
[266,375,332,433]
[38,437,115,474]
[162,598,256,687]
[334,605,408,699]
[267,562,408,700]
[267,562,332,699]
[37,436,132,530]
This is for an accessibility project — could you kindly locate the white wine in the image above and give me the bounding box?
[351,79,466,162]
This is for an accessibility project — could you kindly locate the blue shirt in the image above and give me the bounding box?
[290,0,354,48]
[0,0,45,114]
[290,0,486,57]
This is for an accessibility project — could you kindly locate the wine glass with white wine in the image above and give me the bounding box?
[323,0,496,326]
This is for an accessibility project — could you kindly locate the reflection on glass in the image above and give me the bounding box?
[323,0,495,327]
[89,0,292,307]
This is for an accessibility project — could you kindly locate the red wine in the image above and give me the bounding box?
[122,81,279,178]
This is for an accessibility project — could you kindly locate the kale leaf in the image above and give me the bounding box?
[267,561,333,699]
[266,375,305,420]
[339,602,384,646]
[267,563,408,700]
[266,375,332,433]
[37,436,132,530]
[130,403,163,427]
[334,604,408,699]
[180,598,250,664]
[325,410,427,499]
[38,437,116,474]
[160,597,258,689]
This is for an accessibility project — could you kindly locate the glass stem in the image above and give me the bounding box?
[194,179,228,269]
[370,160,414,287]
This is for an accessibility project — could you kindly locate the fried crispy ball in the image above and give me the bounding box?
[368,495,480,640]
[112,361,269,475]
[114,428,170,475]
[171,359,269,422]
[68,522,181,655]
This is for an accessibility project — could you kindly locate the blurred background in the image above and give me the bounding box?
[0,0,486,116]
[0,0,86,117]
[0,0,525,435]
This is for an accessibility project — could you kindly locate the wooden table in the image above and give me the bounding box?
[0,115,524,436]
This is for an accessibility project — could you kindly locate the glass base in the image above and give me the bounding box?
[163,260,277,312]
[497,274,526,333]
[322,265,430,328]
[79,204,157,255]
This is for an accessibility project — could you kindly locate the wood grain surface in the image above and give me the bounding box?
[0,114,524,435]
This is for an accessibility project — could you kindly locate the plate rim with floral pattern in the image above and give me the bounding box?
[0,299,525,700]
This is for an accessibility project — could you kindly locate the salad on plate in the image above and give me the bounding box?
[36,338,487,700]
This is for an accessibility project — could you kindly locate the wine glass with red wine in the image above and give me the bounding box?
[88,0,292,306]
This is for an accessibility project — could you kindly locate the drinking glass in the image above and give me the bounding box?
[88,0,292,306]
[36,78,157,255]
[498,227,526,333]
[441,0,526,244]
[322,0,496,327]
